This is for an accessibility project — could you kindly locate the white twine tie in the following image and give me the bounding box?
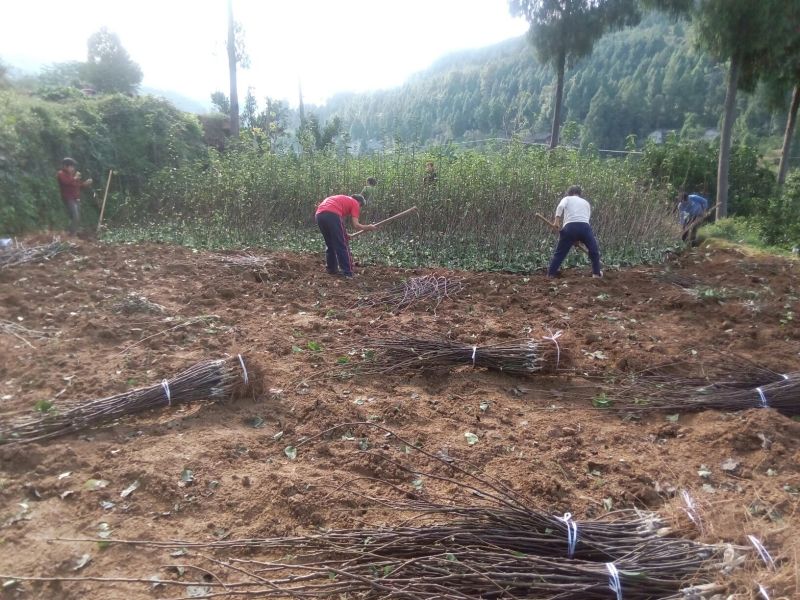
[471,346,477,367]
[757,583,771,600]
[557,512,579,558]
[238,354,249,385]
[680,490,703,533]
[755,387,768,408]
[748,535,775,570]
[161,379,172,406]
[781,374,789,380]
[605,562,622,600]
[543,329,563,370]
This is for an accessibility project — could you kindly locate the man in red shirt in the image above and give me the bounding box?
[56,157,92,235]
[314,194,377,277]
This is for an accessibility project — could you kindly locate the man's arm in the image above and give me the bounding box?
[552,215,563,231]
[350,216,378,232]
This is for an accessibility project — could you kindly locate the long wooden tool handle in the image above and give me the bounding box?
[96,169,113,233]
[350,206,418,239]
[535,212,557,230]
[681,203,717,235]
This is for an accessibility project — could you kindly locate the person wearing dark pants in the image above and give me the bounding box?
[547,185,602,278]
[314,194,377,277]
[677,192,708,245]
[56,157,92,236]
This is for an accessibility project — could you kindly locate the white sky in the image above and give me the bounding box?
[1,0,528,108]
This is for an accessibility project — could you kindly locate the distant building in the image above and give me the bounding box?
[647,129,667,144]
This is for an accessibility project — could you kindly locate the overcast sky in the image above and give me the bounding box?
[1,0,529,108]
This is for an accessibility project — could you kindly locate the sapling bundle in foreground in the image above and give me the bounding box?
[46,431,728,599]
[357,335,567,376]
[619,372,800,416]
[0,356,251,445]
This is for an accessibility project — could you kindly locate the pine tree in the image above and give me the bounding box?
[645,0,789,217]
[508,0,641,148]
[84,28,142,94]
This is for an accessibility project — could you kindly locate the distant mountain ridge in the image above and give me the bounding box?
[140,86,209,114]
[316,13,782,150]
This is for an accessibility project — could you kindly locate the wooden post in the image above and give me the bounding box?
[96,169,113,233]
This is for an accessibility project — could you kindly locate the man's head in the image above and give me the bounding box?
[567,185,582,197]
[366,177,377,186]
[425,161,434,170]
[677,192,689,204]
[62,157,77,174]
[352,193,366,206]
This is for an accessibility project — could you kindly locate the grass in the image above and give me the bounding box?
[103,223,675,272]
[699,218,797,258]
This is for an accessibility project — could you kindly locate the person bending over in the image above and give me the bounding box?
[314,193,377,278]
[547,185,602,278]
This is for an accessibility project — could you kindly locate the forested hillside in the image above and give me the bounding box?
[318,13,787,151]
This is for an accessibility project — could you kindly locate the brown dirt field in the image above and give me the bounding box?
[0,238,799,599]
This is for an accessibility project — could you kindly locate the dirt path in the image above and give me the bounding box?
[0,239,798,599]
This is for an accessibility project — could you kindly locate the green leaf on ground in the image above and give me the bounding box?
[464,432,479,446]
[592,394,614,409]
[284,446,297,460]
[34,399,54,413]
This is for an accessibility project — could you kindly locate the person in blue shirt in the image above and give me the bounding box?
[678,192,708,244]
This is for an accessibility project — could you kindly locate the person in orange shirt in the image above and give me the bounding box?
[314,194,377,277]
[56,157,93,235]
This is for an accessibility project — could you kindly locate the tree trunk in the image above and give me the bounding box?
[227,0,239,139]
[778,83,800,186]
[716,54,740,220]
[549,50,566,150]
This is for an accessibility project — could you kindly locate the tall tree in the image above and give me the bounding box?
[764,18,800,185]
[508,0,640,148]
[778,85,800,186]
[210,91,231,114]
[646,0,787,217]
[84,27,142,94]
[226,0,240,138]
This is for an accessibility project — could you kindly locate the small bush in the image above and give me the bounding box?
[761,172,800,248]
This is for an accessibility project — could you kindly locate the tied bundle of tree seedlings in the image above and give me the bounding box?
[0,240,74,270]
[619,353,789,392]
[49,425,724,599]
[0,356,250,445]
[355,274,464,312]
[357,335,566,375]
[619,371,799,416]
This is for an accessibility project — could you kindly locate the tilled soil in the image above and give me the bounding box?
[0,238,798,599]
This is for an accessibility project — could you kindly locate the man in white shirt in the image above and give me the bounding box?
[547,185,602,278]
